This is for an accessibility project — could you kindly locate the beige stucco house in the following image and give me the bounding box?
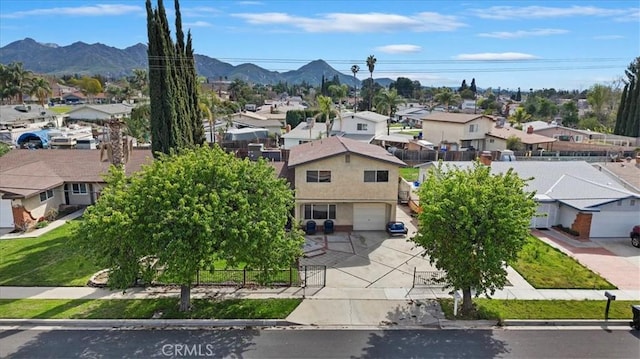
[485,125,556,152]
[287,136,407,231]
[420,113,495,151]
[0,149,152,230]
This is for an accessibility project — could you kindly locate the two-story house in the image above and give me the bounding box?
[332,111,389,141]
[287,136,406,231]
[420,112,495,151]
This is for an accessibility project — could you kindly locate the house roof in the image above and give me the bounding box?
[67,103,134,116]
[0,105,57,125]
[288,136,406,167]
[0,149,153,198]
[396,107,430,116]
[282,121,327,139]
[231,115,282,129]
[417,160,639,209]
[341,111,389,123]
[422,112,495,124]
[486,126,556,144]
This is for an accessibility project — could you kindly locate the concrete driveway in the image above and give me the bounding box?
[300,206,437,289]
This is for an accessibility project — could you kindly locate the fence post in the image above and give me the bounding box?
[243,268,247,287]
[289,267,293,286]
[412,267,416,288]
[322,265,326,287]
[196,270,200,286]
[304,266,307,287]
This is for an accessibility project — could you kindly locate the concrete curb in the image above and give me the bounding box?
[501,319,633,327]
[0,319,298,328]
[438,319,499,329]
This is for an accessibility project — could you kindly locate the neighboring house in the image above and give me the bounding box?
[332,111,389,142]
[485,125,556,151]
[460,100,477,113]
[526,122,598,143]
[0,149,152,229]
[394,106,431,125]
[0,105,66,145]
[282,119,327,149]
[66,103,134,123]
[228,111,283,135]
[416,159,640,238]
[420,112,495,151]
[287,136,407,231]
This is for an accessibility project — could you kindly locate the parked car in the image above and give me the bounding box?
[386,221,408,236]
[631,225,640,248]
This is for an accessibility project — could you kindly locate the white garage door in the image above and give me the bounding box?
[530,202,557,229]
[0,199,14,228]
[353,203,387,230]
[590,211,639,238]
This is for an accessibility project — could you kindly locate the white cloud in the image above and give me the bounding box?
[471,5,636,20]
[593,35,625,40]
[375,44,422,54]
[237,1,264,5]
[181,7,221,17]
[231,11,466,33]
[477,28,568,39]
[454,52,538,61]
[184,21,212,28]
[0,4,143,18]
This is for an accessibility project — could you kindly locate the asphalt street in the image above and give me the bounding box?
[1,328,639,358]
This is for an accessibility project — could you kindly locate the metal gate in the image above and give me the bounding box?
[300,265,326,287]
[412,268,447,287]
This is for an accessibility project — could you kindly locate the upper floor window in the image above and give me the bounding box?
[39,189,54,202]
[72,183,87,195]
[307,170,331,183]
[364,170,389,182]
[469,124,478,133]
[357,123,368,131]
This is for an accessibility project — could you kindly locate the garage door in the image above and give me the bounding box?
[590,211,639,238]
[529,202,557,229]
[0,199,14,228]
[353,203,386,230]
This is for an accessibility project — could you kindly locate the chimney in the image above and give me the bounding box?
[527,126,534,134]
[479,150,492,166]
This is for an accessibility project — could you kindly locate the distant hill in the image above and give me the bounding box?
[0,38,389,86]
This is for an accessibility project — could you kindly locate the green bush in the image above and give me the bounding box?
[35,221,49,229]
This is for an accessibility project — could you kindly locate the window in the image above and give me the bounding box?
[345,154,350,163]
[631,199,636,206]
[303,204,337,220]
[357,123,368,131]
[364,170,389,182]
[39,189,54,202]
[469,124,478,133]
[72,183,87,195]
[489,139,495,143]
[306,170,331,183]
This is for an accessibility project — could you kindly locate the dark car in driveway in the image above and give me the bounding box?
[387,221,408,236]
[631,225,640,248]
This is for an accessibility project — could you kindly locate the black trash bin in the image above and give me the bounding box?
[323,219,334,234]
[305,220,317,235]
[631,305,640,330]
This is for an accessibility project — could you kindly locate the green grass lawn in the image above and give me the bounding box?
[397,129,422,136]
[511,236,616,289]
[0,222,100,286]
[439,298,636,320]
[399,167,419,182]
[0,298,301,319]
[49,105,72,114]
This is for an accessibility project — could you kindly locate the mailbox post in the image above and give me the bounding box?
[604,291,616,320]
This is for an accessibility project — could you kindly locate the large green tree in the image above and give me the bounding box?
[614,57,640,137]
[146,0,203,156]
[412,162,536,315]
[77,146,303,312]
[27,77,52,107]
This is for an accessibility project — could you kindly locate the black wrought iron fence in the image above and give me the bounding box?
[412,269,447,288]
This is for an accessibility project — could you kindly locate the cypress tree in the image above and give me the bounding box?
[614,84,628,134]
[146,0,203,156]
[627,77,640,137]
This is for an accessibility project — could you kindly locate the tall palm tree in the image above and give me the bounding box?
[351,64,360,112]
[374,88,406,135]
[9,62,32,104]
[366,55,377,111]
[28,77,52,107]
[315,95,333,138]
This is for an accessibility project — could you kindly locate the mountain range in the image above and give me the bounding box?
[0,38,393,87]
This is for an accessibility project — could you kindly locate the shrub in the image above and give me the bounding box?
[35,221,49,229]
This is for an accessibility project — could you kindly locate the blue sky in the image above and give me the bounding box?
[1,0,639,91]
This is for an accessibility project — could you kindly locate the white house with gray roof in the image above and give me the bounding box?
[66,103,135,122]
[416,160,640,238]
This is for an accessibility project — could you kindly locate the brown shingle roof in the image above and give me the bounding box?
[422,112,494,123]
[487,126,556,144]
[287,136,406,167]
[0,149,153,198]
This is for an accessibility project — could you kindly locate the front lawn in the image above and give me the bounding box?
[439,299,636,320]
[511,236,616,289]
[399,167,419,182]
[0,298,301,319]
[0,222,100,286]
